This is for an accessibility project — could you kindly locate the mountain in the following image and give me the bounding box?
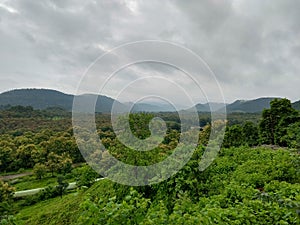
[0,89,126,113]
[194,102,226,112]
[131,103,173,112]
[127,102,182,112]
[192,98,287,113]
[224,97,278,113]
[292,100,300,110]
[1,89,298,113]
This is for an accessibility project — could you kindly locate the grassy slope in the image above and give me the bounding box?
[16,179,115,225]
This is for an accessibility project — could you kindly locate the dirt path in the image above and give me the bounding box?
[0,171,33,181]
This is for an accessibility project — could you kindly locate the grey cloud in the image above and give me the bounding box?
[0,0,299,104]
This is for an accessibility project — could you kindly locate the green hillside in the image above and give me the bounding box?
[14,146,300,225]
[0,89,125,113]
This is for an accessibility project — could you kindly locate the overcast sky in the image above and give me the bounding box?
[0,0,299,105]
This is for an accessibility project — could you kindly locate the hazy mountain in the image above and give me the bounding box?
[224,98,279,113]
[126,102,181,112]
[224,98,300,113]
[131,103,173,112]
[292,100,300,110]
[1,89,298,113]
[194,102,226,112]
[191,98,294,113]
[0,89,126,113]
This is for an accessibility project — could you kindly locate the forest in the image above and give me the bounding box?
[0,98,299,224]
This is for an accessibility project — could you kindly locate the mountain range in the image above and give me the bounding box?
[0,89,299,113]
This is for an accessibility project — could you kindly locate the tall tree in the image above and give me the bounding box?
[259,98,298,145]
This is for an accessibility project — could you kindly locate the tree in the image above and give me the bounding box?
[16,144,37,169]
[46,152,61,176]
[56,175,69,198]
[281,121,300,149]
[0,145,13,172]
[0,181,15,203]
[75,165,99,188]
[33,163,47,179]
[46,152,73,176]
[222,125,244,148]
[242,121,259,147]
[0,180,15,216]
[259,98,298,145]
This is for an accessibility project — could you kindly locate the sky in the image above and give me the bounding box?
[0,0,299,105]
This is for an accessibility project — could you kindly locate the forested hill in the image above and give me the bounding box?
[223,97,277,113]
[293,100,300,110]
[225,98,300,113]
[0,89,125,113]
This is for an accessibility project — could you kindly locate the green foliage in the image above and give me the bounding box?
[259,98,299,145]
[1,99,300,224]
[56,175,69,198]
[9,146,300,225]
[223,122,259,148]
[33,163,47,179]
[281,122,300,149]
[242,121,259,146]
[0,181,15,224]
[0,181,15,204]
[78,188,150,225]
[75,165,99,188]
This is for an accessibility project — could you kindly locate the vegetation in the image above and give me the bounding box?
[0,98,299,224]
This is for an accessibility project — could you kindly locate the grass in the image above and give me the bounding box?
[15,179,115,225]
[16,192,82,225]
[12,174,75,191]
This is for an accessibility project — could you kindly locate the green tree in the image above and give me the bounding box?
[242,121,259,147]
[33,163,47,179]
[0,181,15,203]
[75,165,99,188]
[46,152,73,176]
[259,98,298,145]
[0,180,15,217]
[281,121,300,149]
[222,125,244,148]
[16,144,37,169]
[56,175,69,198]
[0,143,14,172]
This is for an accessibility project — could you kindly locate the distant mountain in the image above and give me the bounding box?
[126,102,180,112]
[292,100,300,110]
[191,97,286,113]
[194,102,226,112]
[0,89,126,113]
[1,89,298,113]
[131,103,174,112]
[224,97,279,113]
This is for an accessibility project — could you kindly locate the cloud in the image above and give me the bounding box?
[0,0,299,104]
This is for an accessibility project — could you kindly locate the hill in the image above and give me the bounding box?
[224,97,278,113]
[189,98,277,113]
[0,89,126,113]
[1,89,299,113]
[292,100,300,110]
[194,102,225,112]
